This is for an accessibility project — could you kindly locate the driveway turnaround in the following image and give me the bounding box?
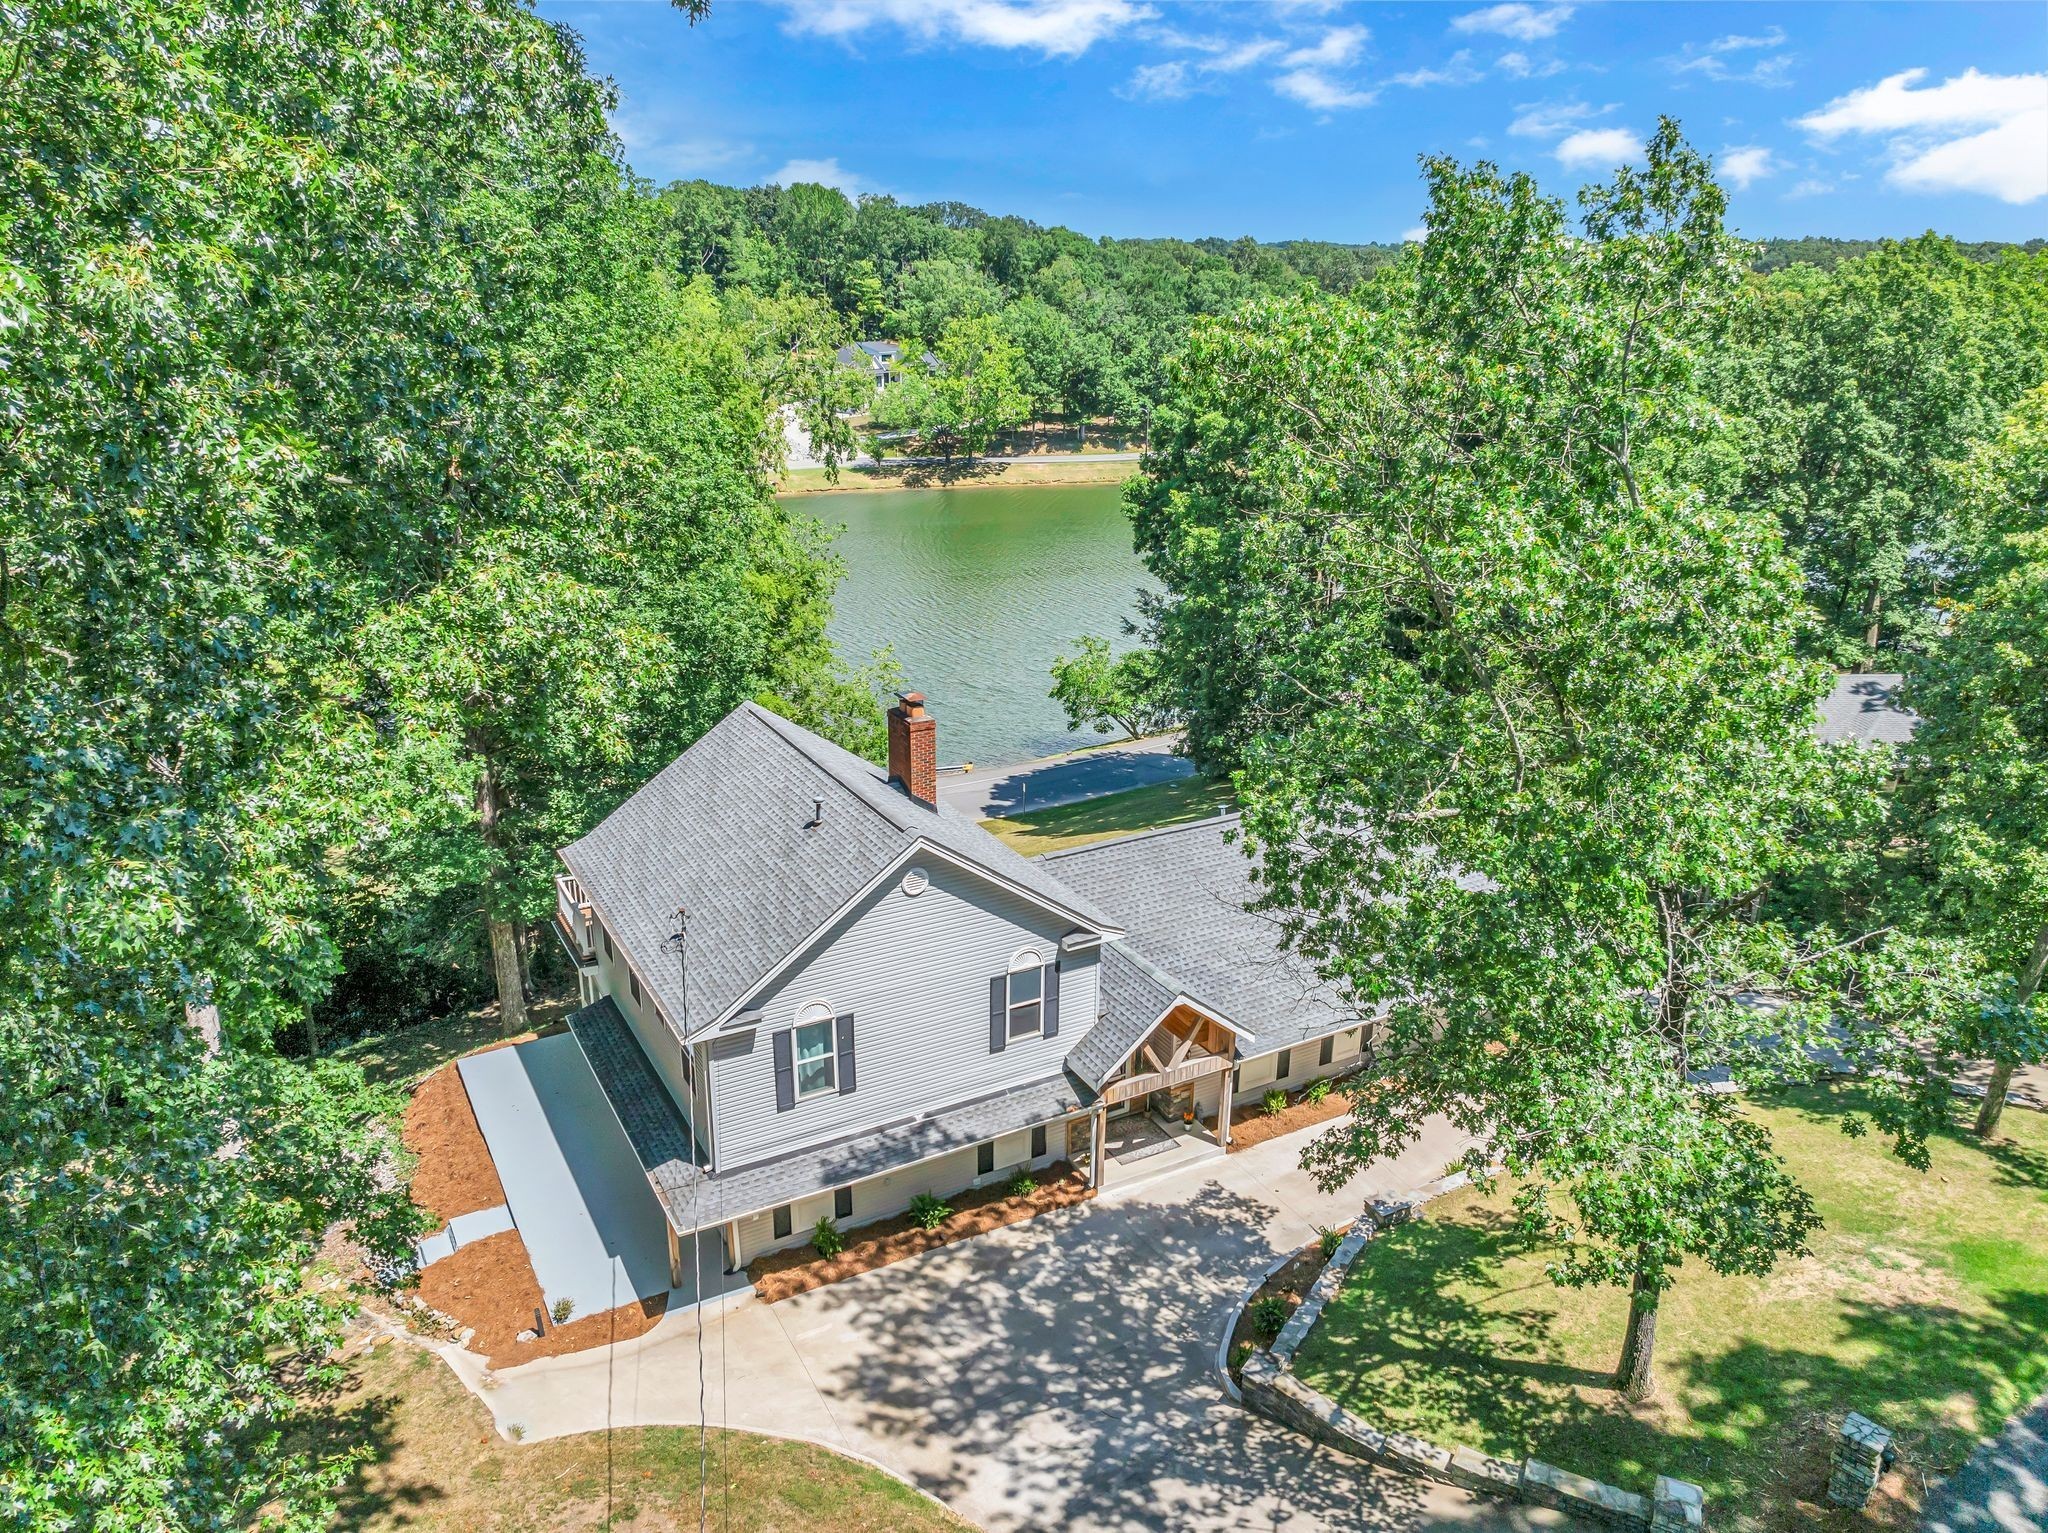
[939,733,1197,819]
[457,1034,673,1318]
[445,1116,1583,1532]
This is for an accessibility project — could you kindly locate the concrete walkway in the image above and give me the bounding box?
[939,733,1196,819]
[441,1116,1580,1532]
[1922,1393,2048,1533]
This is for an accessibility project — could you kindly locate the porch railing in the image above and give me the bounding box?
[554,873,596,965]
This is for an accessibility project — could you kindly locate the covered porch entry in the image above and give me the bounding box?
[1087,1003,1241,1185]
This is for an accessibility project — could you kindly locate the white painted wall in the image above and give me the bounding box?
[707,855,1099,1170]
[1228,1024,1369,1106]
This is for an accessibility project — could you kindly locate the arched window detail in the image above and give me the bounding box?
[1006,948,1045,1039]
[793,1001,837,1098]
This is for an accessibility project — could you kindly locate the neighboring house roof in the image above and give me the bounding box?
[1042,815,1378,1063]
[560,702,1118,1041]
[835,340,903,368]
[1818,672,1918,746]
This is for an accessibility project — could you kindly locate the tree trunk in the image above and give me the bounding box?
[1974,919,2048,1138]
[473,750,528,1037]
[1862,587,1883,669]
[1615,1262,1660,1401]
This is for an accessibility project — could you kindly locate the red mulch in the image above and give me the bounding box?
[749,1165,1093,1303]
[413,1228,669,1369]
[1228,1085,1357,1151]
[403,1060,508,1225]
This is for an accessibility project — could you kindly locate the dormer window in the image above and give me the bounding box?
[1007,949,1045,1039]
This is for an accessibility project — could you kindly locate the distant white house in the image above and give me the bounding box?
[834,339,943,392]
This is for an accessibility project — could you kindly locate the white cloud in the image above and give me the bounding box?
[1119,60,1191,100]
[1275,68,1377,111]
[1717,144,1775,190]
[787,0,1154,58]
[1452,4,1574,43]
[1207,37,1285,72]
[1553,126,1641,169]
[1510,99,1601,137]
[1798,67,2048,204]
[1283,25,1370,69]
[768,157,868,196]
[1497,50,1564,80]
[1786,177,1833,199]
[1670,26,1792,85]
[1395,49,1482,88]
[1402,225,1429,242]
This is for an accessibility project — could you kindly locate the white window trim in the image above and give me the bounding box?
[1006,947,1045,1040]
[794,1003,837,1100]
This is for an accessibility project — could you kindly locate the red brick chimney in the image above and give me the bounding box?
[887,692,938,808]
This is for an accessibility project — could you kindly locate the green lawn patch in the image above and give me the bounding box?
[1290,1086,2048,1531]
[981,774,1232,855]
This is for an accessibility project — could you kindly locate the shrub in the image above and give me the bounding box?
[1316,1224,1343,1261]
[1262,1088,1288,1117]
[1249,1295,1293,1341]
[549,1296,575,1325]
[1304,1076,1333,1105]
[812,1215,845,1258]
[1007,1169,1039,1198]
[907,1192,952,1230]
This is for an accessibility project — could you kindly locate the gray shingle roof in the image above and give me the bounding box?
[567,992,1085,1234]
[1042,814,1378,1060]
[559,703,1117,1044]
[1818,672,1918,746]
[1066,942,1181,1090]
[566,998,707,1231]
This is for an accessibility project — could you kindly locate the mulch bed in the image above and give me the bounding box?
[402,1058,508,1225]
[1225,1238,1335,1380]
[750,1165,1093,1304]
[413,1228,669,1369]
[1228,1084,1357,1152]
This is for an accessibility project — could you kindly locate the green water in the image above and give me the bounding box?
[805,483,1154,769]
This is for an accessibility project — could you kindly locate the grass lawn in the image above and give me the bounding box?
[777,457,1138,495]
[330,994,577,1097]
[314,1333,967,1532]
[1291,1086,2048,1530]
[981,774,1233,855]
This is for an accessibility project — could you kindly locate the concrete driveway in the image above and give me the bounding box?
[939,732,1197,819]
[440,1116,1579,1531]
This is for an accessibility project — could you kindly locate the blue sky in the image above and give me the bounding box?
[540,1,2048,243]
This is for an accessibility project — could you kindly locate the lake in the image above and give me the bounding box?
[803,482,1153,769]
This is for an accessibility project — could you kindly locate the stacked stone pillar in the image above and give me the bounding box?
[1827,1412,1893,1508]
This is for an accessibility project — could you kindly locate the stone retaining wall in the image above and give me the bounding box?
[1233,1172,1705,1531]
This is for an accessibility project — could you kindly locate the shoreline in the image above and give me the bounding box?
[777,456,1142,496]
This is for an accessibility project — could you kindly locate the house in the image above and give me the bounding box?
[834,339,903,390]
[550,694,1380,1285]
[1817,672,1918,746]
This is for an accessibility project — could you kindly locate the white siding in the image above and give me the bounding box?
[731,1119,1068,1263]
[1229,1025,1369,1106]
[708,856,1099,1170]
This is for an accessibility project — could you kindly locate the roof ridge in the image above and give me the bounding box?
[1036,808,1242,862]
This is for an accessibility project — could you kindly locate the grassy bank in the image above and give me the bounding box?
[315,1334,968,1532]
[982,775,1232,855]
[778,456,1139,495]
[1291,1086,2048,1530]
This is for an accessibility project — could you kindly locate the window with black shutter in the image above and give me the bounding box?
[977,1141,995,1175]
[834,1186,853,1220]
[772,1205,791,1240]
[1277,1048,1292,1080]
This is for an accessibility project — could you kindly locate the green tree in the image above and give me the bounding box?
[1710,238,2048,666]
[1131,124,1928,1401]
[1049,636,1178,740]
[888,255,1004,349]
[1904,387,2048,1137]
[840,256,888,334]
[932,314,1031,458]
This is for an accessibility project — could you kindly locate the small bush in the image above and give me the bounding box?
[1249,1295,1293,1341]
[548,1297,575,1325]
[1006,1169,1039,1198]
[1262,1088,1288,1117]
[812,1215,845,1258]
[1316,1224,1343,1261]
[1304,1076,1333,1105]
[907,1192,952,1230]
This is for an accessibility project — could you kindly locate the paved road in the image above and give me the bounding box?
[940,733,1197,820]
[1922,1393,2048,1533]
[439,1117,1581,1532]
